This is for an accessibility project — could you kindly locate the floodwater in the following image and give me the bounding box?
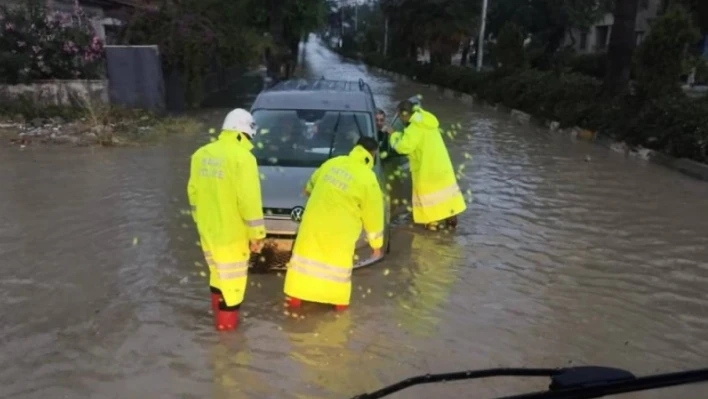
[2,37,708,399]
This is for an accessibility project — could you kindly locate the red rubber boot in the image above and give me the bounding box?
[286,296,302,308]
[215,309,238,331]
[211,293,221,312]
[334,304,349,312]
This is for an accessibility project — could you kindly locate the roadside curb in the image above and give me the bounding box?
[365,64,708,182]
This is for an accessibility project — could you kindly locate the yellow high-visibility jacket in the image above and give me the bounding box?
[187,130,266,306]
[284,145,384,306]
[390,107,466,224]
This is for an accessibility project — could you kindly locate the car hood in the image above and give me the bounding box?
[259,165,315,210]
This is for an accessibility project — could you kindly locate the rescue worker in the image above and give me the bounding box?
[383,100,466,230]
[284,136,384,310]
[187,108,266,331]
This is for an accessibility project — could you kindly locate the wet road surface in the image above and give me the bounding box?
[2,37,708,399]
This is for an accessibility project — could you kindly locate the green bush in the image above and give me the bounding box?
[567,53,607,79]
[494,22,527,71]
[0,0,105,84]
[634,5,701,98]
[362,51,708,164]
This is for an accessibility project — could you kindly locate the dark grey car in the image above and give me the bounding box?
[248,79,411,271]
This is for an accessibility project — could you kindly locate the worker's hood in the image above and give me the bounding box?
[410,108,439,131]
[348,145,375,170]
[218,130,254,151]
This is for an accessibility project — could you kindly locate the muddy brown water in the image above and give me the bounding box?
[2,38,708,399]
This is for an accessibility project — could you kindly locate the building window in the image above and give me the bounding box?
[635,31,645,46]
[104,25,121,45]
[596,25,610,51]
[579,30,588,51]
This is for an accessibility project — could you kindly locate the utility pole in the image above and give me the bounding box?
[340,5,344,48]
[476,0,489,71]
[384,15,389,56]
[354,0,359,32]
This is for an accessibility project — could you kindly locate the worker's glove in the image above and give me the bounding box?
[371,247,382,258]
[250,239,264,254]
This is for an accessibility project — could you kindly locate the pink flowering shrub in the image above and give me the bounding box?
[0,1,105,84]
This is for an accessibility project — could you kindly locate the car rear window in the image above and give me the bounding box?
[251,109,374,168]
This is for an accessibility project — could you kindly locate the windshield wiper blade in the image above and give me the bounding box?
[351,114,363,139]
[328,112,342,159]
[349,366,708,399]
[501,367,708,399]
[350,368,559,399]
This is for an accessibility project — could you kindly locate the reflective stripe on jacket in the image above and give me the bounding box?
[187,130,266,306]
[389,107,466,224]
[284,145,384,305]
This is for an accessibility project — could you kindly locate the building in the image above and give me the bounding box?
[0,0,154,44]
[564,0,662,53]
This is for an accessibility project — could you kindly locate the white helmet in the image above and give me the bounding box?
[222,108,256,138]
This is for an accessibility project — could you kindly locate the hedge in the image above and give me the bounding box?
[360,53,708,164]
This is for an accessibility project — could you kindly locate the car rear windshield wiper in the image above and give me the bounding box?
[349,366,708,399]
[328,112,342,159]
[351,114,363,140]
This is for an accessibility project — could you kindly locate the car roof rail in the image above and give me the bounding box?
[358,78,373,96]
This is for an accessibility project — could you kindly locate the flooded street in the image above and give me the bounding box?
[2,37,708,399]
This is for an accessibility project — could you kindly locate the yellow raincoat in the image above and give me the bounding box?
[284,145,384,306]
[187,131,266,307]
[390,107,467,224]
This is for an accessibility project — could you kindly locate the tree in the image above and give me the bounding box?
[378,0,477,65]
[662,0,708,33]
[487,0,612,66]
[495,22,526,70]
[604,0,640,95]
[635,5,700,97]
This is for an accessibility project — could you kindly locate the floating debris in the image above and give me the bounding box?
[383,269,390,276]
[199,271,207,277]
[132,237,139,246]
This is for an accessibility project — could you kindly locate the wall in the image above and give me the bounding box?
[104,45,165,112]
[564,0,662,53]
[0,80,109,107]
